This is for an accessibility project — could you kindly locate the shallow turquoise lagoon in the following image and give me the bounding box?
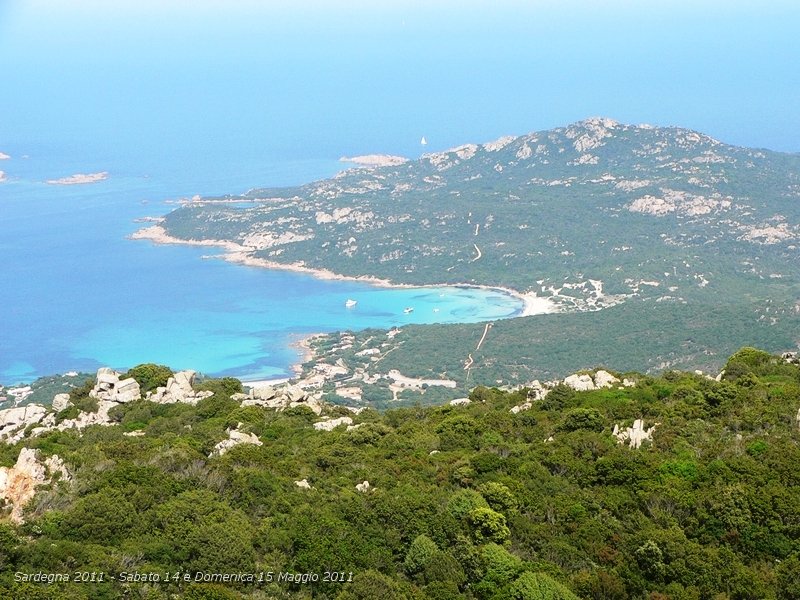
[0,152,521,383]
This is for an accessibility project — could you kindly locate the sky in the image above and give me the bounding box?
[0,0,798,162]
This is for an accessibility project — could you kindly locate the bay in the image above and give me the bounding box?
[0,148,522,384]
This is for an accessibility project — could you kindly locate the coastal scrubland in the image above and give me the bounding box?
[1,348,799,599]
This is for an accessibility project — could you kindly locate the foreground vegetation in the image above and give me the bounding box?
[1,348,799,599]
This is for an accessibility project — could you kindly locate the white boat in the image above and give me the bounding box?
[403,307,414,314]
[345,299,357,308]
[420,136,428,146]
[432,308,440,313]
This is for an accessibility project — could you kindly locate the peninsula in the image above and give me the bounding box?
[133,118,800,401]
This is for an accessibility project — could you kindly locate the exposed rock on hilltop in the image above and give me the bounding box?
[91,367,141,403]
[235,383,324,414]
[210,423,263,457]
[146,370,214,404]
[0,405,48,444]
[0,366,330,445]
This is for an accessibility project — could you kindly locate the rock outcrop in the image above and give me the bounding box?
[613,419,658,449]
[209,423,263,457]
[52,393,71,412]
[510,380,549,414]
[0,405,48,444]
[239,384,324,415]
[90,368,141,403]
[295,478,312,489]
[0,448,70,523]
[563,374,595,391]
[594,370,621,388]
[313,416,354,431]
[563,370,621,391]
[449,398,471,406]
[355,480,372,493]
[147,370,213,405]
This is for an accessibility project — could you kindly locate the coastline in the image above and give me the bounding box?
[237,332,325,389]
[289,332,325,374]
[129,225,559,319]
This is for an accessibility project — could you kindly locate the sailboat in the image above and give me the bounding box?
[420,136,428,146]
[403,307,414,314]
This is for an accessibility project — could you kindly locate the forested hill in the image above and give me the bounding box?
[160,117,800,306]
[2,348,799,599]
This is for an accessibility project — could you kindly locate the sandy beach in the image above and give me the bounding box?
[129,224,559,318]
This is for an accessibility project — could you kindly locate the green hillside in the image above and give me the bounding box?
[2,348,799,599]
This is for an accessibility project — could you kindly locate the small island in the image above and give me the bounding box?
[45,171,108,185]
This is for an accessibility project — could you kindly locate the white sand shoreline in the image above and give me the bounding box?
[129,225,559,318]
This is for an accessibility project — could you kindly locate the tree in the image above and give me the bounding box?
[337,570,410,600]
[123,363,173,393]
[511,572,580,600]
[447,489,489,521]
[423,551,466,587]
[541,384,575,411]
[635,540,665,581]
[480,543,523,585]
[405,534,439,575]
[479,482,518,515]
[560,408,604,432]
[776,554,800,600]
[468,508,510,545]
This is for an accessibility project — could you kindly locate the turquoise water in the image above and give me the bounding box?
[0,150,521,383]
[1,2,798,382]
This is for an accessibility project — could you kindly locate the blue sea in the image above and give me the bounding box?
[0,150,523,383]
[1,1,798,383]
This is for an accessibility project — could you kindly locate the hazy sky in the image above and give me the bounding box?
[0,0,798,160]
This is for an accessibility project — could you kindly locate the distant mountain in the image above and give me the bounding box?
[145,119,800,391]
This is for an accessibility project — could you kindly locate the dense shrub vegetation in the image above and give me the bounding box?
[1,349,799,599]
